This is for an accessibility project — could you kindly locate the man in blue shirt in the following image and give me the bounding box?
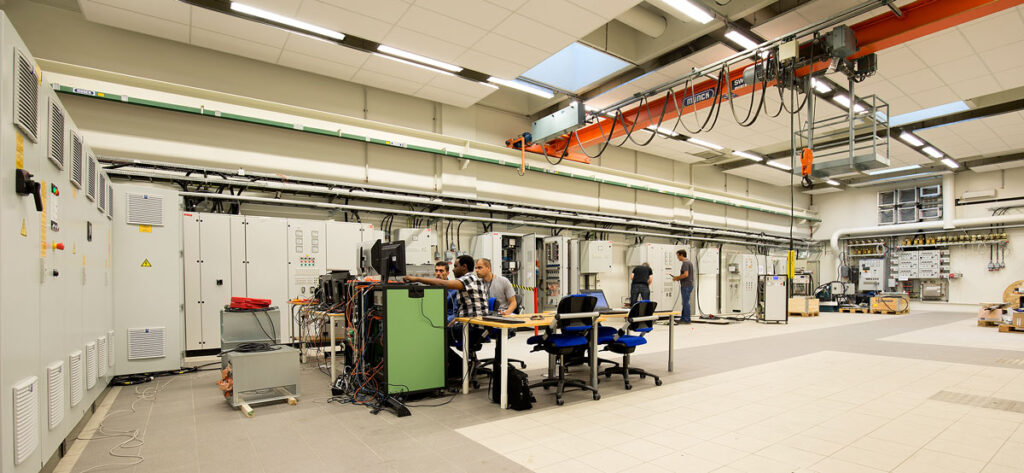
[434,261,459,323]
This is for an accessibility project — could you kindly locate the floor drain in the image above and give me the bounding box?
[930,391,1024,414]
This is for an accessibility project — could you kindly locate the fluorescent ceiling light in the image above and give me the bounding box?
[826,179,840,186]
[733,150,762,162]
[810,78,832,94]
[941,157,960,169]
[231,2,344,41]
[767,160,792,171]
[687,137,724,150]
[725,30,760,51]
[864,164,921,175]
[899,132,924,147]
[662,0,715,24]
[646,125,679,137]
[377,45,462,73]
[487,77,555,99]
[832,94,866,113]
[522,42,631,92]
[373,53,453,76]
[921,146,943,159]
[890,101,969,127]
[849,171,945,187]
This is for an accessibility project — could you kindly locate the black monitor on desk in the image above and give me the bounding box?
[369,240,406,282]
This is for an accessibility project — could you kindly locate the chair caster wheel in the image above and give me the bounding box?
[542,385,550,390]
[655,379,663,386]
[593,393,601,401]
[640,374,646,379]
[625,384,632,390]
[556,398,564,406]
[605,373,611,379]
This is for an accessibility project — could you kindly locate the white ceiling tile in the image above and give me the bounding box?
[486,0,528,9]
[725,164,794,187]
[415,0,513,31]
[80,1,190,43]
[425,73,498,97]
[994,65,1024,90]
[394,6,487,48]
[190,28,283,63]
[795,0,866,24]
[887,68,944,96]
[931,55,991,86]
[958,8,1024,52]
[350,69,424,95]
[282,34,369,68]
[90,0,190,24]
[947,75,1003,100]
[849,78,904,100]
[978,40,1024,73]
[231,0,303,15]
[190,7,290,48]
[416,85,480,108]
[751,10,807,40]
[492,14,576,54]
[318,0,413,23]
[360,53,442,84]
[517,0,609,38]
[565,0,643,20]
[295,0,393,42]
[470,33,549,70]
[380,27,468,63]
[883,96,921,117]
[906,30,976,66]
[277,50,359,81]
[455,49,529,79]
[908,86,958,109]
[874,46,927,78]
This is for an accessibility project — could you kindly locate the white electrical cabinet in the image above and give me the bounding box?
[287,218,326,301]
[626,243,689,312]
[858,258,885,291]
[541,236,579,311]
[469,232,538,313]
[231,216,288,342]
[724,254,757,313]
[696,247,720,314]
[324,221,375,271]
[762,276,788,323]
[395,227,436,266]
[580,240,612,273]
[182,212,234,351]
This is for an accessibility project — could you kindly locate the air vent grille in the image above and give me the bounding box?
[46,362,65,430]
[97,337,107,377]
[86,156,96,201]
[128,327,165,360]
[13,48,38,142]
[13,376,39,465]
[107,186,114,219]
[98,174,107,213]
[69,351,83,407]
[70,131,83,188]
[86,342,97,390]
[107,330,115,366]
[126,193,164,226]
[48,100,65,169]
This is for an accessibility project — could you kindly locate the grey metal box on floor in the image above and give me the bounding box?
[221,347,300,408]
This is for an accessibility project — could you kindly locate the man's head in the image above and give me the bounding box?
[642,262,650,267]
[453,255,474,278]
[677,249,687,261]
[434,261,450,279]
[475,258,492,280]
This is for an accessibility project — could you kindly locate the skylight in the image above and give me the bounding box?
[522,43,631,93]
[890,101,970,126]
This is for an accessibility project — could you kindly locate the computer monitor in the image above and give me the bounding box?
[372,240,406,282]
[319,270,351,306]
[578,290,610,310]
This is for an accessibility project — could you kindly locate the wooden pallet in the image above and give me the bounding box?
[839,307,870,313]
[789,311,820,317]
[871,309,909,315]
[978,320,1001,327]
[998,324,1024,334]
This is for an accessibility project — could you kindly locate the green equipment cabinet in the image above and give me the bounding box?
[370,285,447,396]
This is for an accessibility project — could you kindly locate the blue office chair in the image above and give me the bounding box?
[600,301,662,390]
[477,297,527,382]
[529,295,601,405]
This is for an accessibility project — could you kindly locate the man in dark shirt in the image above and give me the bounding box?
[629,262,653,307]
[672,249,694,324]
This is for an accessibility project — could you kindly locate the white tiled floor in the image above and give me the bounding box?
[879,317,1024,352]
[458,351,1024,473]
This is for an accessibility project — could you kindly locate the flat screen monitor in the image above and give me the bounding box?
[319,270,351,306]
[578,290,610,310]
[371,240,406,282]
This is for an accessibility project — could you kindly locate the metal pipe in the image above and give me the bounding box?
[830,213,1024,253]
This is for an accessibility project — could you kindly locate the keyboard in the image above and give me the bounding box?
[482,315,524,324]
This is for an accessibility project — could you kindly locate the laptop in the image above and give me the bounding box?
[579,290,630,315]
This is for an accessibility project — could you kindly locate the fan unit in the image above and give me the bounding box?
[877,190,895,207]
[47,99,65,169]
[919,185,941,198]
[69,131,84,188]
[46,361,65,430]
[897,206,918,224]
[12,376,39,465]
[98,174,107,213]
[107,329,115,366]
[97,336,107,377]
[86,342,97,390]
[86,155,96,201]
[126,193,164,226]
[128,327,166,360]
[13,48,39,142]
[920,206,942,221]
[878,208,895,225]
[897,188,918,205]
[69,351,83,407]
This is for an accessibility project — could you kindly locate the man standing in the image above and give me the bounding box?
[434,261,459,323]
[404,255,488,320]
[476,258,518,315]
[672,249,694,324]
[629,262,653,307]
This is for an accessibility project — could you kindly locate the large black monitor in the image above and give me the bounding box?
[370,240,406,282]
[319,270,352,306]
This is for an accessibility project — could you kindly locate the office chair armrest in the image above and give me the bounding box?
[627,315,660,323]
[555,311,599,321]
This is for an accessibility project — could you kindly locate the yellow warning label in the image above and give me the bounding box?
[141,259,152,268]
[83,255,86,267]
[20,219,26,237]
[73,187,77,198]
[16,132,24,169]
[139,225,152,233]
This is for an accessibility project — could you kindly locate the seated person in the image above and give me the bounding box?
[475,258,518,315]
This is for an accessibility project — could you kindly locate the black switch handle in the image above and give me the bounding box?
[15,169,43,212]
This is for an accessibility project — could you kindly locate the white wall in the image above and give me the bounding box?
[812,168,1024,304]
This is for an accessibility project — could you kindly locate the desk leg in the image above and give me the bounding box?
[461,324,470,395]
[589,321,598,391]
[330,316,336,383]
[668,315,675,372]
[500,327,509,409]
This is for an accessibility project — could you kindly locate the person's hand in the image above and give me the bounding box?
[403,276,416,283]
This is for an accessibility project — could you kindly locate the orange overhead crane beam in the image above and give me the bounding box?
[516,0,1024,161]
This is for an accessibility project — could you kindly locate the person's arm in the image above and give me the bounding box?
[404,275,465,291]
[672,266,690,281]
[647,275,652,286]
[504,296,518,315]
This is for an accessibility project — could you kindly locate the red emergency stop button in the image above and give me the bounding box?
[52,242,65,251]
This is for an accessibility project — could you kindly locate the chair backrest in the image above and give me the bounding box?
[488,297,497,312]
[555,295,598,332]
[627,300,658,333]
